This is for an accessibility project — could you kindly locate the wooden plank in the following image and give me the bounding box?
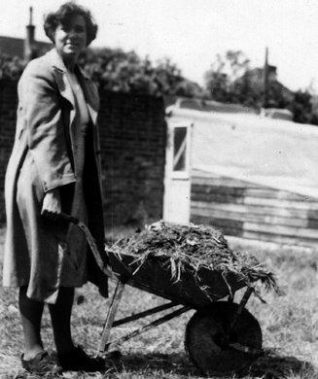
[245,188,315,202]
[190,215,243,237]
[242,231,318,248]
[191,192,245,204]
[191,169,245,181]
[192,183,317,203]
[307,218,318,229]
[192,184,246,196]
[191,169,223,178]
[192,186,318,204]
[190,206,311,228]
[191,176,255,188]
[244,196,318,210]
[243,222,318,239]
[191,201,315,220]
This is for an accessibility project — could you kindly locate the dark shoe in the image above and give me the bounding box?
[58,346,106,372]
[21,351,62,375]
[105,350,122,361]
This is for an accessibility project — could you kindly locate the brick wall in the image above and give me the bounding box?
[99,91,166,227]
[0,80,167,227]
[0,79,18,223]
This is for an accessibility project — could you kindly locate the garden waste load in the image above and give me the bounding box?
[107,222,280,297]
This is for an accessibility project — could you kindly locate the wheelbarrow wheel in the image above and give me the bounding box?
[185,301,262,376]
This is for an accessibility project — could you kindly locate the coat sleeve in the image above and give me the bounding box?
[21,60,76,193]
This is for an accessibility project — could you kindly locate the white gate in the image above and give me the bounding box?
[163,122,192,224]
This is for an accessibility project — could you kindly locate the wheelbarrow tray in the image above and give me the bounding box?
[107,250,248,309]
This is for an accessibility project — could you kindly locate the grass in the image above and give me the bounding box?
[1,228,318,378]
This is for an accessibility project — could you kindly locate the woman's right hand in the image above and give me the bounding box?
[41,188,62,220]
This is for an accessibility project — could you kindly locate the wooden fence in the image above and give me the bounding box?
[190,169,318,247]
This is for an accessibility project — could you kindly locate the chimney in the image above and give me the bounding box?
[24,6,37,61]
[263,47,269,108]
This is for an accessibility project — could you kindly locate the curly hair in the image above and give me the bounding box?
[44,2,98,46]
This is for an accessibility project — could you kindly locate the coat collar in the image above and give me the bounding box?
[47,48,91,80]
[46,48,99,124]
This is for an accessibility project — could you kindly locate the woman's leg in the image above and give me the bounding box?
[19,286,44,360]
[48,287,75,355]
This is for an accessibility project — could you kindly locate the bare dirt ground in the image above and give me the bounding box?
[1,227,318,378]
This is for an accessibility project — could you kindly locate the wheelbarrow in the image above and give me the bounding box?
[61,213,263,376]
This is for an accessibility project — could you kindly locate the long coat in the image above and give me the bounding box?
[3,48,108,303]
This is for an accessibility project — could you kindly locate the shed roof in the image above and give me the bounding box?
[167,105,318,199]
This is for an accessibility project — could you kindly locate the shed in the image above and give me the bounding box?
[163,101,318,247]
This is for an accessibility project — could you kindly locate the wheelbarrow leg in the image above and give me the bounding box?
[105,305,190,350]
[99,280,125,353]
[230,286,254,331]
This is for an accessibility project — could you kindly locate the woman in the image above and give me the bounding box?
[3,2,108,374]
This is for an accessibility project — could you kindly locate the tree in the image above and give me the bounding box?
[204,50,251,103]
[80,48,205,98]
[288,90,317,125]
[204,50,293,110]
[0,54,25,80]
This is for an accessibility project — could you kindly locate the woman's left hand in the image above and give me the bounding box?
[41,189,62,220]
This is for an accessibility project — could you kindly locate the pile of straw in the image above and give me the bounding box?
[108,221,279,294]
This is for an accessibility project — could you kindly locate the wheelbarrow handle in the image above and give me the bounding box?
[58,212,79,225]
[58,212,117,281]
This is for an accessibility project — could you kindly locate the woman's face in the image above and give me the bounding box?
[54,14,87,63]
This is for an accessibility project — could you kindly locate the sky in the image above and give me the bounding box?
[1,0,318,92]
